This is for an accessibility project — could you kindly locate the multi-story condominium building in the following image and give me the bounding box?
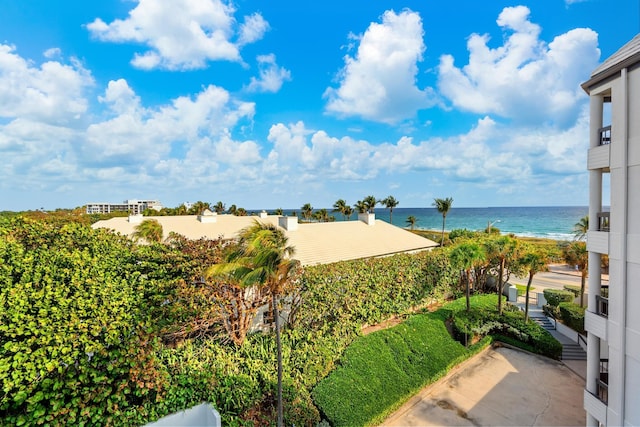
[85,199,163,215]
[581,34,640,426]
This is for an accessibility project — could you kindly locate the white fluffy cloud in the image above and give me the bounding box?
[0,44,93,125]
[245,54,291,93]
[324,9,438,124]
[86,0,268,70]
[437,6,599,127]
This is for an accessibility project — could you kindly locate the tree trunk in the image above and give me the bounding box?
[498,257,505,315]
[466,269,471,312]
[525,271,534,322]
[441,216,446,247]
[580,269,587,307]
[273,293,283,427]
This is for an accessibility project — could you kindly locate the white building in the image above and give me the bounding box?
[581,34,640,426]
[85,199,163,215]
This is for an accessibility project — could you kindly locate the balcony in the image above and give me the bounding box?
[597,359,609,404]
[597,212,610,232]
[587,230,609,254]
[599,126,611,145]
[596,295,609,318]
[588,141,610,170]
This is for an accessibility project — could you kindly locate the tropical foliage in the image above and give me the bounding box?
[433,197,453,246]
[381,196,399,224]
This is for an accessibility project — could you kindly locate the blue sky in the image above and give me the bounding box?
[0,0,636,211]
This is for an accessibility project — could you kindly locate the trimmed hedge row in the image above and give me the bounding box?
[312,312,484,426]
[559,302,586,334]
[312,295,561,426]
[543,288,574,307]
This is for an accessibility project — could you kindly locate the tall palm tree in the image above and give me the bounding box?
[406,215,418,230]
[573,215,589,241]
[518,245,550,322]
[188,200,211,215]
[450,242,486,312]
[228,204,237,215]
[235,222,299,427]
[213,201,226,214]
[433,197,453,247]
[363,195,377,213]
[235,207,247,216]
[332,199,348,220]
[381,196,399,224]
[273,207,284,215]
[343,205,354,220]
[484,235,520,315]
[354,200,368,214]
[564,241,588,307]
[132,219,163,243]
[301,203,313,221]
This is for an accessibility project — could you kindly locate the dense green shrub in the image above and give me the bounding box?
[295,250,458,333]
[543,289,574,307]
[563,285,581,297]
[0,218,167,425]
[559,302,586,334]
[312,312,479,426]
[448,295,562,360]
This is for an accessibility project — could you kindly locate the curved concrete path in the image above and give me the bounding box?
[382,346,585,426]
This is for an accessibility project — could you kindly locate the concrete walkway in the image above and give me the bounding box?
[382,346,586,426]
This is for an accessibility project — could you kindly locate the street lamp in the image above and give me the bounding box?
[487,219,501,233]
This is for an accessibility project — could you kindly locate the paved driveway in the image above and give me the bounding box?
[382,346,585,426]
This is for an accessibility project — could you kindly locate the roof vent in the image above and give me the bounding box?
[128,214,144,224]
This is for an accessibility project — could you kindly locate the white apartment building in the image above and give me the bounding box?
[85,199,163,215]
[581,34,640,426]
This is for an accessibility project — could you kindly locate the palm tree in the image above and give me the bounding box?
[518,245,550,322]
[354,200,367,214]
[273,208,284,215]
[363,195,377,213]
[406,215,418,230]
[564,241,588,307]
[484,235,520,315]
[301,203,313,221]
[343,205,354,220]
[573,215,589,241]
[450,242,486,312]
[232,222,299,427]
[132,219,163,243]
[213,201,226,214]
[228,204,237,215]
[188,200,211,215]
[332,199,348,220]
[381,196,399,224]
[433,197,453,247]
[235,207,247,216]
[315,208,329,222]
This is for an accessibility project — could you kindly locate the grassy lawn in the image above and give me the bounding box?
[515,284,536,296]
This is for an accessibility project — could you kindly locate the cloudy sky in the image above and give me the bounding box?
[0,0,636,211]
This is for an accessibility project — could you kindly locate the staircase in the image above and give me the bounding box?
[530,315,587,361]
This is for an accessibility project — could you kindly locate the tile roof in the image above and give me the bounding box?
[92,214,438,266]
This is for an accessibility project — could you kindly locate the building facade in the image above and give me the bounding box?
[581,34,640,426]
[85,199,163,215]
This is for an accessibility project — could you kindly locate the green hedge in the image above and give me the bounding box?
[312,313,478,426]
[558,302,586,334]
[448,295,562,360]
[563,285,581,297]
[543,289,574,307]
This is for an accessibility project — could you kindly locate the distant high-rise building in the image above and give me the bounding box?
[581,34,640,426]
[85,199,163,215]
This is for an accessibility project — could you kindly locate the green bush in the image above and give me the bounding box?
[0,219,166,426]
[543,289,574,307]
[558,302,586,334]
[312,312,474,426]
[563,285,581,297]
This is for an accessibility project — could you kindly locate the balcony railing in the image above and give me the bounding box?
[596,295,609,318]
[599,126,611,145]
[597,359,609,404]
[597,212,610,232]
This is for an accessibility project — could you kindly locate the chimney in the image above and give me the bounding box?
[358,212,375,226]
[259,210,268,219]
[198,209,217,223]
[279,216,298,231]
[128,214,144,224]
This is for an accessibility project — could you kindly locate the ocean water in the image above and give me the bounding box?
[262,206,588,240]
[377,206,588,241]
